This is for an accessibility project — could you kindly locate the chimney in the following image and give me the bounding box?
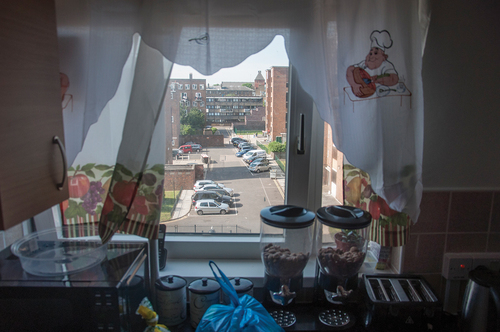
[189,73,193,80]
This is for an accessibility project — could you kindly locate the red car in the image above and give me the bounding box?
[179,145,192,153]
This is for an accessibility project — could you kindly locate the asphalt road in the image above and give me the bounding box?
[165,128,285,234]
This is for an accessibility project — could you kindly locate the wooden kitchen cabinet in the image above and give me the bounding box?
[0,0,68,230]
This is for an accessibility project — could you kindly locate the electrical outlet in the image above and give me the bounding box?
[442,253,473,280]
[471,253,500,271]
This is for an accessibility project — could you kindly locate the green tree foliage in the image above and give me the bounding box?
[181,124,196,135]
[211,127,218,134]
[242,83,253,89]
[180,108,205,129]
[268,141,286,152]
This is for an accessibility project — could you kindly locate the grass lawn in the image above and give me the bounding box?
[160,190,179,222]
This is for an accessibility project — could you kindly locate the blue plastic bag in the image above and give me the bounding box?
[195,261,284,332]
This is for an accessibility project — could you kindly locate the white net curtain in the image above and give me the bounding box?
[56,0,430,242]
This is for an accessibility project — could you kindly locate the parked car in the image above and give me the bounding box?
[249,157,269,165]
[248,161,271,173]
[194,199,229,215]
[179,145,193,153]
[208,187,233,197]
[243,150,267,163]
[172,149,183,158]
[238,142,253,151]
[199,184,234,196]
[193,179,216,190]
[191,190,234,207]
[236,147,252,157]
[191,144,203,152]
[183,141,199,146]
[232,138,247,146]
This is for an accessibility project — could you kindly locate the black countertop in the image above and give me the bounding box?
[164,285,460,332]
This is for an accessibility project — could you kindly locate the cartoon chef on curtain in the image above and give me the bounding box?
[346,30,403,98]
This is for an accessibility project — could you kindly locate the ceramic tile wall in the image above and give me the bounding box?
[402,191,500,302]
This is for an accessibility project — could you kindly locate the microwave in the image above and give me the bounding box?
[0,237,149,332]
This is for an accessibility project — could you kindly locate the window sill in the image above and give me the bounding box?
[158,256,395,288]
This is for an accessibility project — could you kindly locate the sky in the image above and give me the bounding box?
[169,35,289,86]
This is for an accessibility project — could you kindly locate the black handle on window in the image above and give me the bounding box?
[53,136,67,190]
[297,113,305,154]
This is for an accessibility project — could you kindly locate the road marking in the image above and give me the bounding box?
[260,176,272,205]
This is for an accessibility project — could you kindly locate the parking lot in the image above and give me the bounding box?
[164,131,285,234]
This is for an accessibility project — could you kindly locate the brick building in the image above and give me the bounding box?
[265,66,289,141]
[206,83,262,124]
[164,74,206,164]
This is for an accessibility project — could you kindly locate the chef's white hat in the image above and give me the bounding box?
[370,30,393,51]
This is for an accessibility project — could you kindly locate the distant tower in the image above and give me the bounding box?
[254,71,266,96]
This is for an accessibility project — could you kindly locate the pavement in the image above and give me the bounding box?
[170,133,286,220]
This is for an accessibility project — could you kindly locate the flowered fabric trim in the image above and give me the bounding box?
[343,162,411,247]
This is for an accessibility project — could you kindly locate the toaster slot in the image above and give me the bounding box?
[399,279,422,302]
[368,279,390,302]
[381,279,400,302]
[409,279,438,302]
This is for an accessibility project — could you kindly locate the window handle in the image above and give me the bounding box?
[53,136,67,190]
[297,113,305,155]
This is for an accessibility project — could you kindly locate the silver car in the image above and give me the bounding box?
[248,161,271,173]
[199,184,234,196]
[194,199,229,215]
[191,144,203,152]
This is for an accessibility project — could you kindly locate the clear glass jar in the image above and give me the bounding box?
[316,205,372,303]
[260,205,316,305]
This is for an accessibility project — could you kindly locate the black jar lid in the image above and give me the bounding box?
[188,278,220,294]
[316,205,372,229]
[230,277,253,293]
[156,275,187,291]
[260,205,316,229]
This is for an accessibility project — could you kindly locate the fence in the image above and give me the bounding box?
[166,224,252,234]
[274,155,286,173]
[257,141,269,153]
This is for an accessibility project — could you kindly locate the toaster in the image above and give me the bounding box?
[363,274,442,331]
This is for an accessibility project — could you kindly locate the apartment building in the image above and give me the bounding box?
[265,66,289,141]
[206,83,262,124]
[164,74,206,163]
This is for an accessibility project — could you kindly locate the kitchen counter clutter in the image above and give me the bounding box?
[162,277,459,332]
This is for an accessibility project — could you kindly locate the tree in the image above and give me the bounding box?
[181,124,196,135]
[242,83,253,89]
[268,141,286,152]
[180,108,205,129]
[211,127,218,135]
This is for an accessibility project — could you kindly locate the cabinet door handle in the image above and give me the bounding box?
[53,136,67,191]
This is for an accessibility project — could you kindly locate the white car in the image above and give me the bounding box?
[198,184,234,196]
[194,199,229,215]
[193,180,216,190]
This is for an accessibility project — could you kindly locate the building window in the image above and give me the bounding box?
[233,98,238,102]
[200,102,204,106]
[178,83,183,90]
[185,84,190,90]
[181,92,187,100]
[186,101,190,106]
[233,105,238,109]
[200,84,205,90]
[171,92,173,99]
[192,84,197,90]
[193,101,198,106]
